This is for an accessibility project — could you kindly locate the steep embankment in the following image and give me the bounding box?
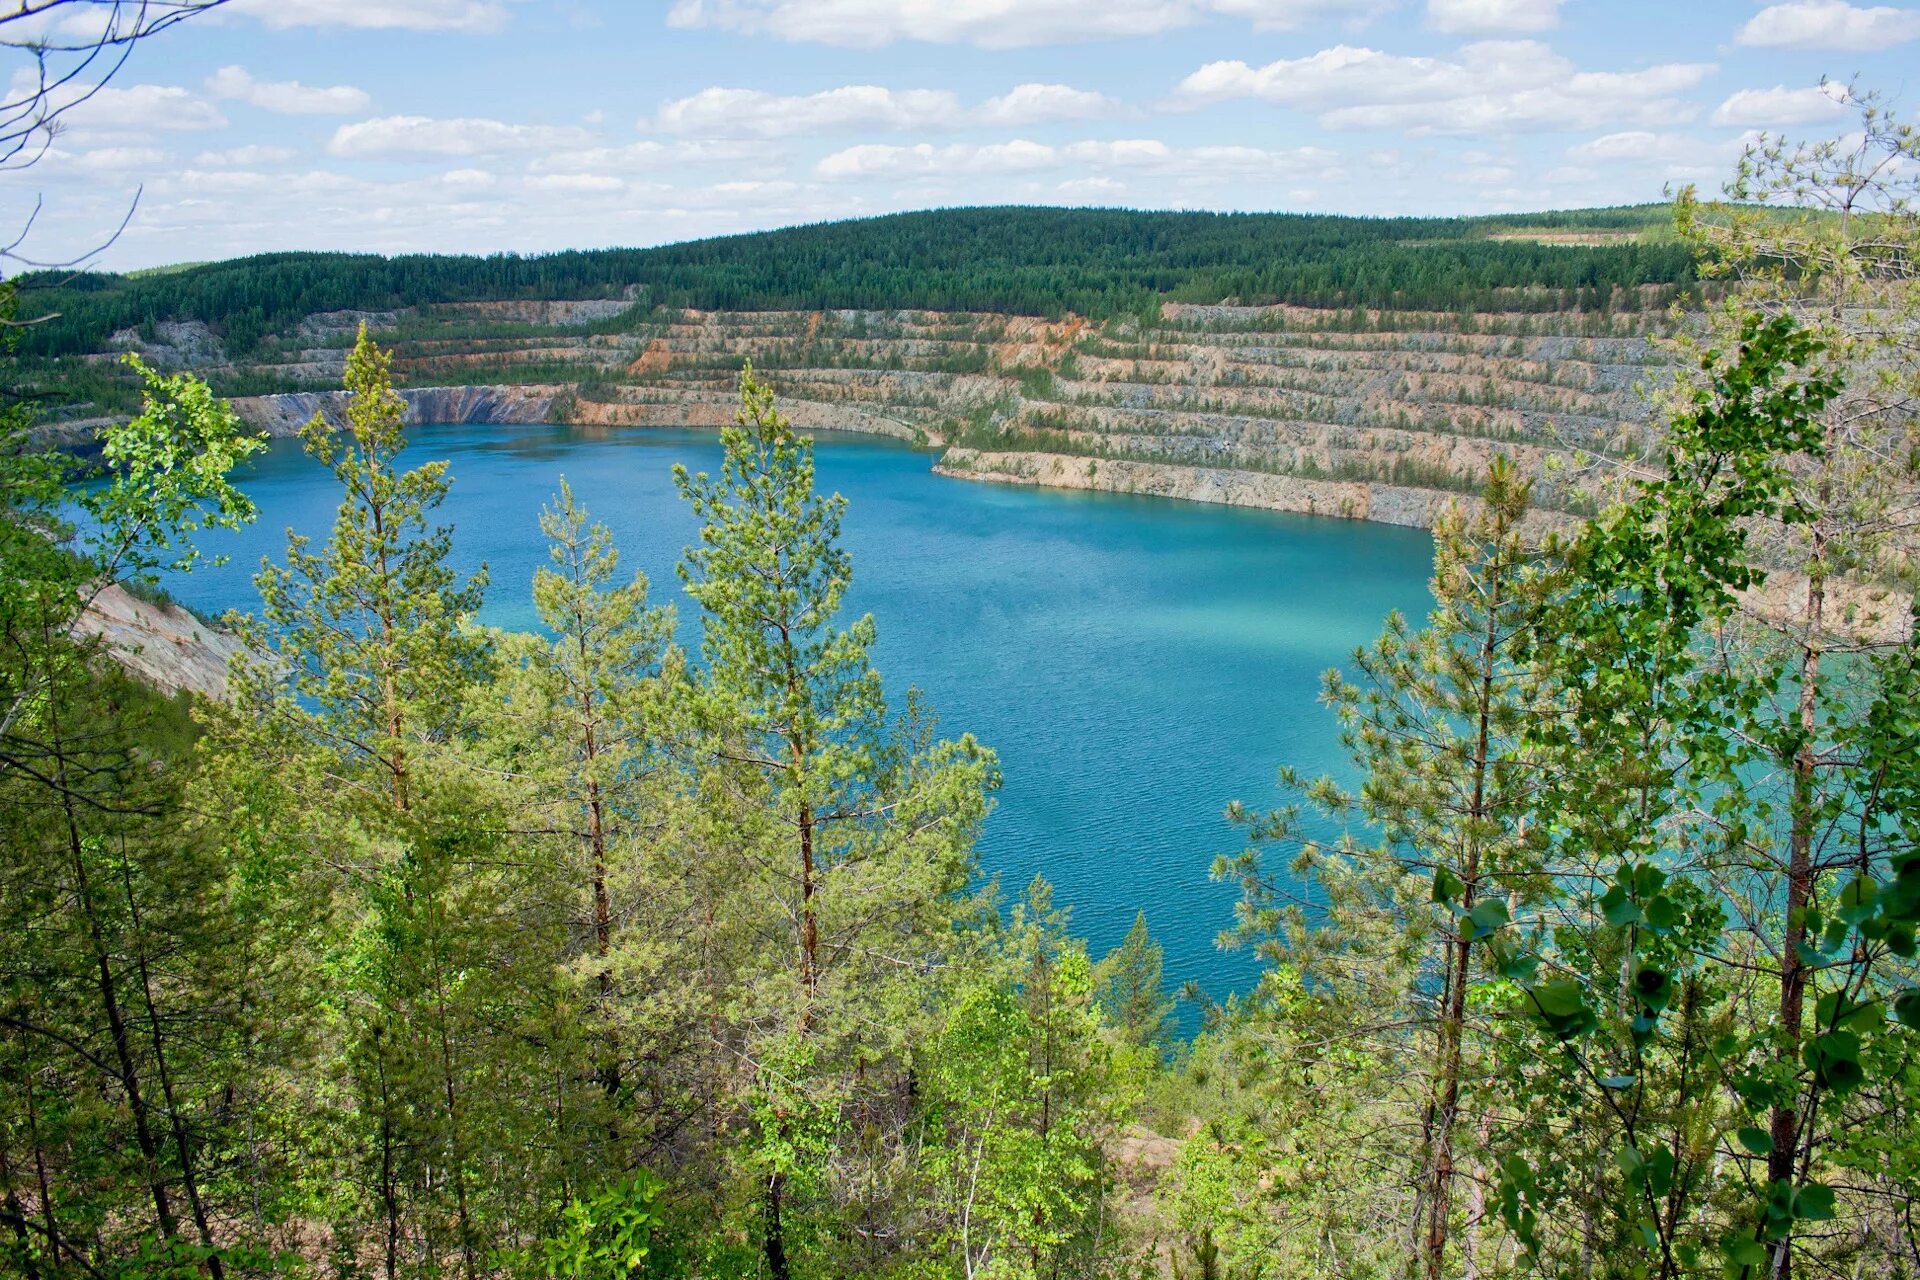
[230,383,564,435]
[22,207,1694,535]
[198,296,1673,535]
[72,584,246,701]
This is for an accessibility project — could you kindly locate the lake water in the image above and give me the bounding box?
[141,422,1436,1003]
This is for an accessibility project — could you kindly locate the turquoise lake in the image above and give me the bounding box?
[142,422,1437,1002]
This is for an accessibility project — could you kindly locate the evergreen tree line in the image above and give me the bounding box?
[1,111,1917,1280]
[12,206,1692,360]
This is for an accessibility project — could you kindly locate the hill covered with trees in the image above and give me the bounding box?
[15,206,1694,535]
[13,205,1688,359]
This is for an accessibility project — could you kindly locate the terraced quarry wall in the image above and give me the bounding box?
[201,296,1674,530]
[59,294,1917,642]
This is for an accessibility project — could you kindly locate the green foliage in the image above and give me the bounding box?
[1095,911,1176,1053]
[12,206,1695,361]
[922,880,1122,1279]
[529,1173,679,1280]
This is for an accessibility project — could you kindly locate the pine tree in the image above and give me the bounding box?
[674,365,996,1277]
[1,353,263,1278]
[1095,910,1175,1052]
[477,479,684,1164]
[1221,457,1554,1280]
[239,326,518,1278]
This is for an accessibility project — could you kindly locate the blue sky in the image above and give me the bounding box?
[4,0,1918,269]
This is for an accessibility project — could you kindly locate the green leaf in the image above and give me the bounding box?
[1464,898,1510,941]
[1433,866,1465,906]
[1601,882,1642,927]
[1644,894,1681,932]
[1895,988,1920,1030]
[1836,874,1878,925]
[1532,979,1584,1018]
[1806,1030,1864,1094]
[1736,1126,1773,1156]
[1634,966,1673,1012]
[1793,1183,1836,1222]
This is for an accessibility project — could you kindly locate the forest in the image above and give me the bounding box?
[9,205,1691,359]
[3,43,1920,1280]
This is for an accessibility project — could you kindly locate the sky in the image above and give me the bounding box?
[3,0,1918,270]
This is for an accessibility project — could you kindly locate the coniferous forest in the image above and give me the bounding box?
[11,205,1690,360]
[4,8,1920,1279]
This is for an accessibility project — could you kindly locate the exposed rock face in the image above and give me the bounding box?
[73,584,247,701]
[230,383,564,435]
[106,319,227,369]
[936,448,1575,541]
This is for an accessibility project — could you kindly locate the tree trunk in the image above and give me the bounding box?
[52,733,179,1249]
[1770,537,1824,1280]
[0,1147,43,1280]
[1424,540,1506,1280]
[120,848,225,1280]
[764,1170,792,1280]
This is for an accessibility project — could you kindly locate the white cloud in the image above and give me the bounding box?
[653,85,960,137]
[0,2,125,44]
[1058,175,1127,197]
[526,173,626,193]
[195,144,298,165]
[61,146,168,172]
[651,81,1119,137]
[1566,130,1666,161]
[1736,1,1920,48]
[207,66,371,116]
[227,0,511,32]
[1195,0,1393,27]
[1175,41,1712,135]
[819,139,1060,179]
[1712,82,1850,126]
[974,83,1118,126]
[709,179,802,195]
[328,115,592,159]
[1564,128,1759,180]
[816,135,1335,181]
[63,83,228,132]
[439,168,498,187]
[530,139,770,174]
[1427,0,1561,33]
[665,0,1386,48]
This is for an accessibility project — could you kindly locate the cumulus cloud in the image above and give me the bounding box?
[530,139,770,174]
[59,145,169,173]
[1058,175,1128,197]
[62,83,228,132]
[974,83,1119,126]
[665,0,1388,48]
[526,173,626,193]
[207,66,371,115]
[1563,129,1759,181]
[328,115,592,159]
[1427,0,1561,33]
[818,139,1060,179]
[1711,82,1850,126]
[651,81,1119,137]
[816,135,1336,181]
[1736,1,1920,48]
[1174,41,1712,135]
[195,144,298,165]
[0,2,126,44]
[226,0,511,32]
[653,85,961,137]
